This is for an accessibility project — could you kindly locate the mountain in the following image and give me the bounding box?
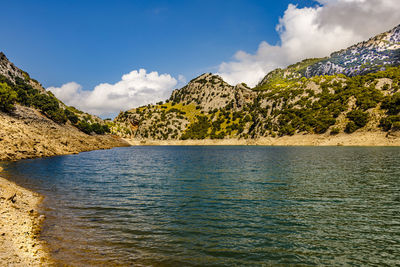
[304,24,400,78]
[0,53,128,160]
[115,24,400,141]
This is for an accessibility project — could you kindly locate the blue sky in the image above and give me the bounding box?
[2,0,315,89]
[2,0,399,117]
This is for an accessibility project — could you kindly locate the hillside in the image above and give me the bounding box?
[304,24,400,78]
[0,53,129,160]
[115,25,400,142]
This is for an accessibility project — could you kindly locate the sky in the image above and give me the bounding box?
[2,0,400,118]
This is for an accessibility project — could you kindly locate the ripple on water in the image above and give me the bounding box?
[2,146,400,266]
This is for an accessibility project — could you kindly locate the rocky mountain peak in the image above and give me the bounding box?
[301,24,400,78]
[0,51,46,93]
[0,51,25,83]
[188,73,227,86]
[169,73,235,111]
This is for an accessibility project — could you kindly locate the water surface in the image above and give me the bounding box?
[2,146,400,266]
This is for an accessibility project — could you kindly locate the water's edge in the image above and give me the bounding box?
[0,176,53,265]
[2,146,400,266]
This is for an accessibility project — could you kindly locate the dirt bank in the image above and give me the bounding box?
[125,131,400,146]
[0,105,130,161]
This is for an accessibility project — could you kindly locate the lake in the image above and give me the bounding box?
[2,146,400,266]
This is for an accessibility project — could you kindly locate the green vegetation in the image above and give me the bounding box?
[64,108,79,124]
[380,115,400,131]
[0,82,17,112]
[330,127,340,135]
[0,73,110,134]
[77,121,110,134]
[117,65,400,140]
[345,110,369,133]
[181,115,210,140]
[31,93,67,123]
[381,93,400,115]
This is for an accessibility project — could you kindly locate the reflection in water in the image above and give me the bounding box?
[2,146,400,266]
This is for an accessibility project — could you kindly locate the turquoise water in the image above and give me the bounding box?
[2,146,400,266]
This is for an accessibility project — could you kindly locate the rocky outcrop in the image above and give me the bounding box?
[304,24,400,78]
[169,73,236,112]
[169,73,256,112]
[0,52,45,93]
[0,52,25,83]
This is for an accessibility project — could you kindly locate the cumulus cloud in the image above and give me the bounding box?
[218,0,400,87]
[48,69,177,117]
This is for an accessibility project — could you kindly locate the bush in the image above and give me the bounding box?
[31,93,67,123]
[77,121,92,134]
[181,115,210,140]
[381,93,400,115]
[0,82,17,112]
[90,123,102,134]
[392,121,400,131]
[345,121,358,133]
[346,110,369,128]
[330,127,340,135]
[65,108,79,124]
[47,110,67,124]
[76,120,110,135]
[379,115,400,131]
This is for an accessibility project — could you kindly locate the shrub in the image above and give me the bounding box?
[77,121,92,134]
[31,93,67,124]
[381,93,400,115]
[313,114,336,134]
[379,115,400,131]
[47,110,67,124]
[65,108,79,124]
[344,110,369,134]
[279,124,295,136]
[392,121,400,131]
[346,110,369,128]
[0,82,17,112]
[90,123,106,134]
[181,115,210,140]
[345,121,358,133]
[330,127,340,135]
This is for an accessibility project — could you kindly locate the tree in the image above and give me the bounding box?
[65,108,79,124]
[346,110,369,128]
[31,93,67,124]
[0,82,17,112]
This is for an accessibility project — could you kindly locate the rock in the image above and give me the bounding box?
[7,193,17,203]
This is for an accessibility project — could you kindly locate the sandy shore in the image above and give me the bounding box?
[0,173,53,266]
[125,131,400,146]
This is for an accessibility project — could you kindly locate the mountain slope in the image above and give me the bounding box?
[116,25,400,142]
[304,24,400,78]
[0,53,129,160]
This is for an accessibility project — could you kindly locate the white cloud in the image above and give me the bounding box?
[48,69,177,117]
[218,0,400,87]
[177,74,187,86]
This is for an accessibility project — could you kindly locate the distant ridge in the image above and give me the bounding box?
[115,24,400,141]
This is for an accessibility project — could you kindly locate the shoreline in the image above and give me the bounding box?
[0,175,53,266]
[124,131,400,146]
[0,130,398,265]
